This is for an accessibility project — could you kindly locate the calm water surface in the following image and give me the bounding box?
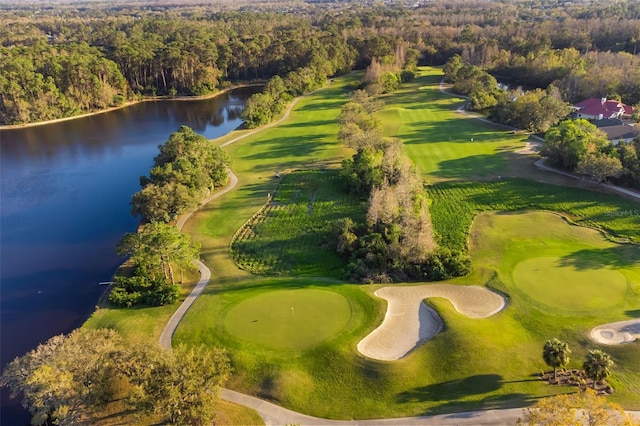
[0,87,258,423]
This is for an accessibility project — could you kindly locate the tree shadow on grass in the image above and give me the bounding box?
[279,119,336,129]
[242,135,331,163]
[419,393,538,417]
[397,374,538,416]
[433,154,509,180]
[397,374,504,403]
[626,309,640,318]
[559,246,640,270]
[296,99,346,112]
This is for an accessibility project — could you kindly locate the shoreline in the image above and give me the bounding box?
[0,82,263,131]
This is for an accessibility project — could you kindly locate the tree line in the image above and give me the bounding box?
[3,0,640,124]
[543,119,640,189]
[241,67,326,128]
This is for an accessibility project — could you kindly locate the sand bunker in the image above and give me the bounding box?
[590,320,640,345]
[357,285,506,361]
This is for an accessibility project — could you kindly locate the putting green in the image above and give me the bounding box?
[512,257,627,310]
[224,289,351,350]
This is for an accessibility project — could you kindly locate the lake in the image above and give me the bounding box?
[0,86,259,423]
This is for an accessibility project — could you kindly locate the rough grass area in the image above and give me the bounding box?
[428,179,640,251]
[224,288,352,350]
[230,170,364,277]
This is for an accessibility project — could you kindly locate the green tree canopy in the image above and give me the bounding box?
[132,126,229,222]
[575,152,624,183]
[583,349,614,389]
[0,328,230,426]
[490,87,572,132]
[117,221,200,285]
[542,338,571,381]
[542,119,609,170]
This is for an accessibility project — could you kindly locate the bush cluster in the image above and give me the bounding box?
[108,268,180,307]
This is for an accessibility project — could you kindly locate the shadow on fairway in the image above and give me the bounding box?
[243,134,328,160]
[560,246,640,270]
[420,393,539,417]
[397,374,504,403]
[279,119,336,129]
[397,374,540,415]
[296,99,346,112]
[434,154,507,179]
[626,309,640,318]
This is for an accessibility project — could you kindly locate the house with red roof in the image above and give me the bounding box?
[573,97,633,120]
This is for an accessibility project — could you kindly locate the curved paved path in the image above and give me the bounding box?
[357,285,506,361]
[160,170,236,349]
[222,388,528,426]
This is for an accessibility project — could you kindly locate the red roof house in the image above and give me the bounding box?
[573,98,633,120]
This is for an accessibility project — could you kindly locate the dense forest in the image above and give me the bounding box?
[2,0,640,125]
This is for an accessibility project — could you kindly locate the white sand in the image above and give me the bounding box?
[357,284,506,361]
[590,320,640,345]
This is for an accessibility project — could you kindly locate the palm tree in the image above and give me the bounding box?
[583,349,614,389]
[543,338,571,381]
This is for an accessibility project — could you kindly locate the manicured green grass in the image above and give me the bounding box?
[378,67,525,182]
[225,288,352,350]
[179,70,640,416]
[177,210,640,418]
[230,170,364,277]
[512,257,627,311]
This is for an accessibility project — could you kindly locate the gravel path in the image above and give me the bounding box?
[357,285,506,361]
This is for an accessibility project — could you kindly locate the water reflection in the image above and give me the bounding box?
[0,86,260,424]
